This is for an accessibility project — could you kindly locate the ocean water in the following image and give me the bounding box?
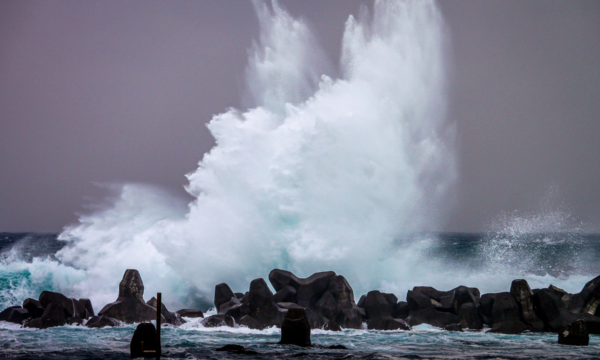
[1,232,600,359]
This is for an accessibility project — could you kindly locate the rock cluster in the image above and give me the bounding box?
[2,267,600,346]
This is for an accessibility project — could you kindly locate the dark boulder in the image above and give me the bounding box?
[304,307,327,329]
[23,299,44,319]
[201,314,234,327]
[365,291,395,319]
[249,278,281,327]
[533,288,575,332]
[479,293,496,325]
[395,301,409,319]
[510,279,544,331]
[558,319,589,346]
[444,323,463,332]
[119,269,144,301]
[130,322,158,358]
[235,292,245,300]
[268,269,336,308]
[223,302,247,322]
[146,297,185,326]
[39,291,75,318]
[280,308,311,347]
[78,298,94,318]
[315,291,340,321]
[327,275,363,329]
[568,293,584,314]
[580,275,600,316]
[71,298,88,319]
[490,292,529,334]
[214,283,235,313]
[238,315,266,330]
[451,286,477,314]
[407,307,459,328]
[357,295,366,309]
[407,290,437,311]
[176,309,204,318]
[86,315,119,328]
[274,286,297,304]
[458,303,483,330]
[0,306,21,321]
[413,286,444,302]
[216,344,259,355]
[98,270,158,324]
[25,302,67,329]
[5,308,31,324]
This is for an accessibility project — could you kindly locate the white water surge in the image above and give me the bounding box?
[51,0,458,309]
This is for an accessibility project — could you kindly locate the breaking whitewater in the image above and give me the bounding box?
[1,1,599,359]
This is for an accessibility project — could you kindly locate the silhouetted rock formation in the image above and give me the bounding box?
[98,269,158,324]
[280,308,311,347]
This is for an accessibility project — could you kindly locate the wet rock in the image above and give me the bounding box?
[568,293,584,314]
[98,270,159,324]
[269,269,336,308]
[368,316,410,330]
[214,283,235,313]
[510,279,544,331]
[86,315,119,328]
[25,302,67,329]
[458,303,483,330]
[533,288,575,332]
[324,320,342,331]
[327,275,363,329]
[315,291,340,321]
[490,292,529,334]
[479,293,496,325]
[444,323,463,332]
[0,306,21,321]
[147,297,186,326]
[280,308,311,347]
[249,278,281,327]
[580,274,600,316]
[407,290,438,311]
[274,286,297,304]
[451,286,477,314]
[6,307,31,324]
[357,295,366,309]
[412,286,445,302]
[395,301,409,319]
[130,322,158,358]
[365,291,395,319]
[216,344,259,355]
[407,307,459,328]
[39,291,75,318]
[238,315,266,330]
[202,314,234,328]
[176,309,204,318]
[489,320,530,334]
[78,298,94,318]
[71,298,88,319]
[23,299,44,319]
[558,319,589,346]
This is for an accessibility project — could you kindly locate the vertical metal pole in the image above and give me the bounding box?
[156,292,161,360]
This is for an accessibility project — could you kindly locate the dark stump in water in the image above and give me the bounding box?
[558,319,589,346]
[280,308,311,347]
[130,322,158,358]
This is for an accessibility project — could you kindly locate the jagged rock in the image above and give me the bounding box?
[357,295,366,309]
[549,285,572,308]
[130,323,158,358]
[23,299,44,319]
[98,270,159,324]
[280,308,311,347]
[451,286,477,314]
[407,308,459,328]
[413,286,445,301]
[568,293,584,314]
[238,315,266,330]
[395,301,409,319]
[269,269,336,308]
[5,308,31,324]
[580,275,600,316]
[25,302,67,329]
[407,290,437,311]
[39,291,75,318]
[365,291,395,319]
[490,292,529,334]
[71,298,88,319]
[274,286,297,304]
[315,291,339,321]
[86,315,119,328]
[510,280,544,331]
[224,302,247,322]
[146,297,186,326]
[218,296,241,315]
[479,293,496,325]
[304,307,327,329]
[78,298,94,318]
[458,303,483,330]
[234,292,245,300]
[202,314,234,327]
[0,306,21,321]
[249,278,281,327]
[324,320,342,331]
[327,275,363,329]
[558,319,589,346]
[214,283,235,313]
[533,288,575,332]
[176,309,204,318]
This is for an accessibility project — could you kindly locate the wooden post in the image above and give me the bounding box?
[156,292,161,360]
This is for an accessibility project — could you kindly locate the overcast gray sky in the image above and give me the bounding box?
[1,0,599,233]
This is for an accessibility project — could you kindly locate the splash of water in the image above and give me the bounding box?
[46,0,457,309]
